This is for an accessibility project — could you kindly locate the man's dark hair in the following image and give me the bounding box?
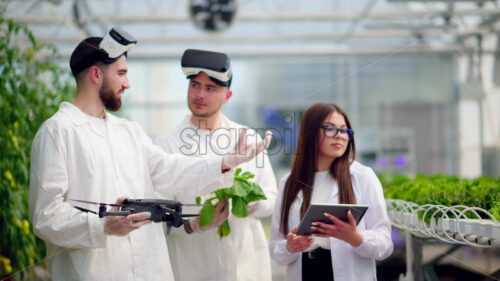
[69,37,106,78]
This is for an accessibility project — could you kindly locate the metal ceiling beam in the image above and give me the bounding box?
[31,27,487,44]
[387,0,493,2]
[48,45,465,58]
[6,8,500,24]
[338,0,379,42]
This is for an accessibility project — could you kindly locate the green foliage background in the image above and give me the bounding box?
[379,173,500,221]
[0,16,74,277]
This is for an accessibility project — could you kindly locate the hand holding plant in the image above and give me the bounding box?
[189,199,229,233]
[196,168,267,237]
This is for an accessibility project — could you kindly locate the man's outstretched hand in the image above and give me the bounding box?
[222,129,272,170]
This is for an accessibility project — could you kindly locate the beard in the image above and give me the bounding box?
[99,79,122,112]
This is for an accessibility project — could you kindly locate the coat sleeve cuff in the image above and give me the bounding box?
[212,157,234,188]
[88,214,106,248]
[353,229,394,260]
[272,239,301,265]
[354,235,374,256]
[193,157,235,196]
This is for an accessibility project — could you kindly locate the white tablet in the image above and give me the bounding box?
[296,203,368,235]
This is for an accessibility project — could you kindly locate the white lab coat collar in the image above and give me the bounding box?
[295,171,341,203]
[59,102,126,138]
[184,114,238,156]
[184,113,232,131]
[60,102,126,126]
[314,166,365,201]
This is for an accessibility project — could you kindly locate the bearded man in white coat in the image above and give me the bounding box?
[29,29,270,281]
[155,49,277,281]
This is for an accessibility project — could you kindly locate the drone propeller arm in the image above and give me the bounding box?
[101,210,131,217]
[73,206,97,214]
[181,214,199,218]
[162,207,176,213]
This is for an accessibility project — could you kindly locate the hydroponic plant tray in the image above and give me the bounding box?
[386,199,500,247]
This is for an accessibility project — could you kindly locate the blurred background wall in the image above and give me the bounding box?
[5,0,499,179]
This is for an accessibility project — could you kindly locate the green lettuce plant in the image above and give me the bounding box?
[196,168,267,237]
[491,201,500,221]
[380,173,500,221]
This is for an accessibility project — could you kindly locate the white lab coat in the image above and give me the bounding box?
[269,161,393,281]
[154,115,277,281]
[29,102,234,281]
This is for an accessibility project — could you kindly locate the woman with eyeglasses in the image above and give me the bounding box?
[270,103,393,281]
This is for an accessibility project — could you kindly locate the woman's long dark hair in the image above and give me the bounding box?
[279,103,356,235]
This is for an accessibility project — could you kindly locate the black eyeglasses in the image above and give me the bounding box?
[320,124,354,140]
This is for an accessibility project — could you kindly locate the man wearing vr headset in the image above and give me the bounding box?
[29,29,271,281]
[155,49,277,281]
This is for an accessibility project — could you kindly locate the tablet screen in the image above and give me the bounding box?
[296,203,368,235]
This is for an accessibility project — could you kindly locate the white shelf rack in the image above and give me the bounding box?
[386,199,500,248]
[386,199,500,281]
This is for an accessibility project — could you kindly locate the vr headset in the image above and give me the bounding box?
[181,49,232,87]
[99,27,137,62]
[70,27,137,76]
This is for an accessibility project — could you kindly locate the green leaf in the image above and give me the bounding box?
[236,180,266,202]
[214,189,227,200]
[199,204,215,227]
[231,196,249,218]
[234,167,242,176]
[224,179,248,198]
[6,48,13,66]
[28,31,36,47]
[240,171,254,178]
[8,20,14,33]
[245,193,266,203]
[247,182,266,198]
[198,197,218,226]
[196,170,269,237]
[217,220,230,238]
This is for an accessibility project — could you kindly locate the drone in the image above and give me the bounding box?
[70,199,202,233]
